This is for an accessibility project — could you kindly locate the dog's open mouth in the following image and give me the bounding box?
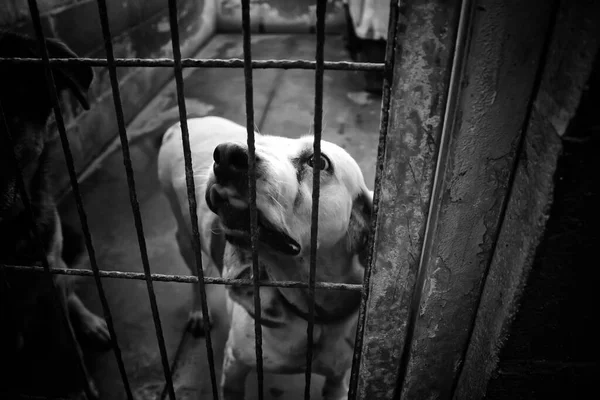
[225,215,301,256]
[206,184,301,256]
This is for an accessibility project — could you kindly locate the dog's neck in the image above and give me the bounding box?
[260,236,364,322]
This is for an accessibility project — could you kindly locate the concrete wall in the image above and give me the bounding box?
[482,50,599,400]
[0,0,217,195]
[454,1,599,398]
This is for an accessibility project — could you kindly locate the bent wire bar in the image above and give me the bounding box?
[80,0,138,397]
[90,0,178,397]
[166,0,220,398]
[240,0,265,399]
[0,0,400,399]
[92,0,178,398]
[347,2,400,398]
[90,0,173,398]
[0,57,383,71]
[4,265,363,290]
[304,0,327,399]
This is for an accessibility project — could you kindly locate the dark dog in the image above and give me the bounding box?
[0,31,108,398]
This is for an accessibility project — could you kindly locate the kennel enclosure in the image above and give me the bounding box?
[1,0,598,399]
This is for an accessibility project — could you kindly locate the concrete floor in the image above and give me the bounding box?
[59,34,382,400]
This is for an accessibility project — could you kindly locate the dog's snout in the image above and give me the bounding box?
[213,143,249,174]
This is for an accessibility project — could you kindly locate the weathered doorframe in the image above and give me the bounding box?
[355,0,599,399]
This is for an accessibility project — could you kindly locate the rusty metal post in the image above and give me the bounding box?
[394,0,563,398]
[354,0,462,398]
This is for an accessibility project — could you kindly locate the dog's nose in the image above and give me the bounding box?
[213,143,249,178]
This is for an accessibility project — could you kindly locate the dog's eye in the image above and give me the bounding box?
[307,154,330,170]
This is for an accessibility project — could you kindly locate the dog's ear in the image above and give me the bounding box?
[346,188,373,266]
[44,37,94,110]
[0,32,93,111]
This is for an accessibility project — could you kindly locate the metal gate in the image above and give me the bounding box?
[1,0,597,399]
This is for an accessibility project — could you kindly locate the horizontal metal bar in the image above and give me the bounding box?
[0,393,70,400]
[0,57,383,71]
[2,265,363,291]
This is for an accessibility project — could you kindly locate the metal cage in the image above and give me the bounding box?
[0,1,396,399]
[2,0,596,399]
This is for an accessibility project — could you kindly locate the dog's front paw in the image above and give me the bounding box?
[187,310,212,337]
[80,313,110,346]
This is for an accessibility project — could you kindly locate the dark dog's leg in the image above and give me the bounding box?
[61,220,110,345]
[67,292,110,345]
[176,228,219,336]
[55,277,100,400]
[221,347,251,400]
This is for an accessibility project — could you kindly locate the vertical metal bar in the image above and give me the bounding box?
[240,1,264,399]
[0,103,93,399]
[303,1,327,399]
[28,0,178,396]
[166,0,220,399]
[87,2,171,399]
[23,1,126,397]
[347,0,400,398]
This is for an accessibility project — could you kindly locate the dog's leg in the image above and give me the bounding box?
[51,232,100,399]
[54,277,100,400]
[220,345,251,400]
[189,256,220,336]
[322,373,349,400]
[67,291,110,345]
[58,217,110,346]
[176,229,219,336]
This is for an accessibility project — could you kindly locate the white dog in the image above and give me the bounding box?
[157,116,372,399]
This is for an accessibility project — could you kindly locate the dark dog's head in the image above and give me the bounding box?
[0,32,93,220]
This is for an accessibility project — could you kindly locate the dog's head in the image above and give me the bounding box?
[205,135,373,259]
[0,32,93,220]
